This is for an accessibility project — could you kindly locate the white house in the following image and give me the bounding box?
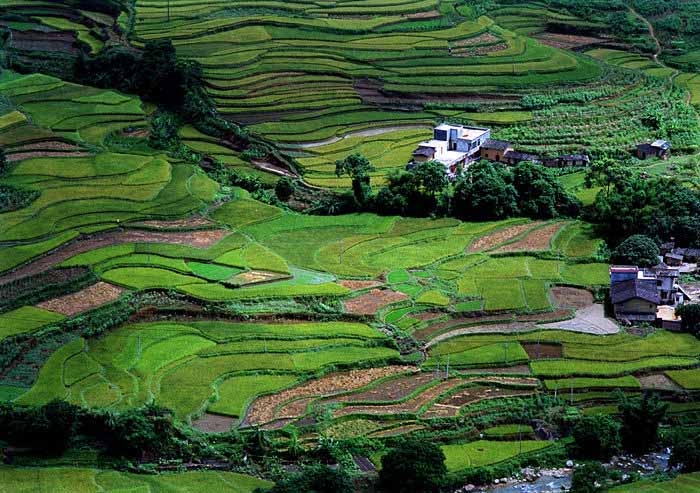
[412,124,490,176]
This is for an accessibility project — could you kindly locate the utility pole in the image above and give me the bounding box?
[503,342,509,365]
[445,355,450,379]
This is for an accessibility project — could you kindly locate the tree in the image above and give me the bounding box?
[413,160,447,197]
[0,147,7,176]
[675,304,700,334]
[452,161,518,221]
[570,462,608,493]
[267,464,353,493]
[512,161,580,219]
[572,415,622,461]
[335,153,374,207]
[670,432,700,472]
[378,439,447,493]
[275,176,296,202]
[611,235,660,267]
[618,392,668,454]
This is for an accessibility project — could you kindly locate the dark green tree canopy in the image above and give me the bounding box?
[675,303,700,334]
[618,392,668,454]
[378,439,447,493]
[572,415,622,461]
[266,464,353,493]
[452,161,518,221]
[611,234,660,267]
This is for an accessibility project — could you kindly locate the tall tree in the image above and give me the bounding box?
[452,161,518,220]
[611,234,660,267]
[378,439,447,493]
[335,153,374,207]
[618,392,668,454]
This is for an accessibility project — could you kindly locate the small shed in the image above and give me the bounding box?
[480,139,512,162]
[664,252,683,267]
[636,140,670,160]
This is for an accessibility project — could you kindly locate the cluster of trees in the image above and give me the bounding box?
[610,234,660,267]
[0,401,199,459]
[334,155,581,221]
[74,40,213,122]
[571,393,669,462]
[0,184,39,213]
[588,159,700,247]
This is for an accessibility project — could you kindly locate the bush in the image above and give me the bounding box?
[618,392,668,454]
[378,439,447,493]
[670,431,700,472]
[676,304,700,334]
[611,235,659,267]
[265,464,353,493]
[275,177,296,201]
[572,415,621,461]
[571,462,608,493]
[0,184,39,212]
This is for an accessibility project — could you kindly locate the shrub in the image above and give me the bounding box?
[618,392,668,454]
[378,439,447,493]
[265,464,353,493]
[570,462,608,493]
[572,415,621,461]
[275,176,296,201]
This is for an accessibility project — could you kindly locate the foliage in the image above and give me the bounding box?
[275,176,296,201]
[266,464,353,493]
[149,111,180,150]
[611,235,660,267]
[336,153,374,207]
[378,439,447,493]
[572,415,622,461]
[618,392,668,454]
[0,184,39,213]
[670,431,700,472]
[593,174,700,246]
[676,304,700,334]
[571,462,608,493]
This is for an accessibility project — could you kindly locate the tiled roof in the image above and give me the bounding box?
[610,279,660,305]
[481,139,511,150]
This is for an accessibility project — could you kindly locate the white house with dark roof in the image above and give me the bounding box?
[411,124,490,176]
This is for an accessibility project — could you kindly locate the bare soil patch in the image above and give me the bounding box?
[369,424,425,437]
[638,374,682,391]
[338,279,382,290]
[453,32,500,47]
[10,30,79,53]
[534,33,606,49]
[550,286,594,309]
[12,141,84,152]
[424,385,535,418]
[495,221,567,253]
[414,311,443,321]
[244,366,415,426]
[191,413,236,433]
[460,364,531,375]
[329,373,436,404]
[228,270,289,286]
[8,151,92,162]
[406,10,440,19]
[0,228,229,284]
[129,217,214,229]
[344,289,408,315]
[522,342,562,359]
[37,282,125,317]
[468,222,544,252]
[334,379,464,417]
[453,43,509,57]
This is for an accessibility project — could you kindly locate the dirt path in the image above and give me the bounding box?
[628,7,662,62]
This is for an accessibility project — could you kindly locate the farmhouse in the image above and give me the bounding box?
[636,140,671,160]
[479,139,512,162]
[544,154,591,168]
[412,124,490,175]
[610,265,689,327]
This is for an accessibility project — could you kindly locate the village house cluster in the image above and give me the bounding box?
[410,123,671,176]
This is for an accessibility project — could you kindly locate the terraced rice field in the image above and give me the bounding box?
[0,466,271,492]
